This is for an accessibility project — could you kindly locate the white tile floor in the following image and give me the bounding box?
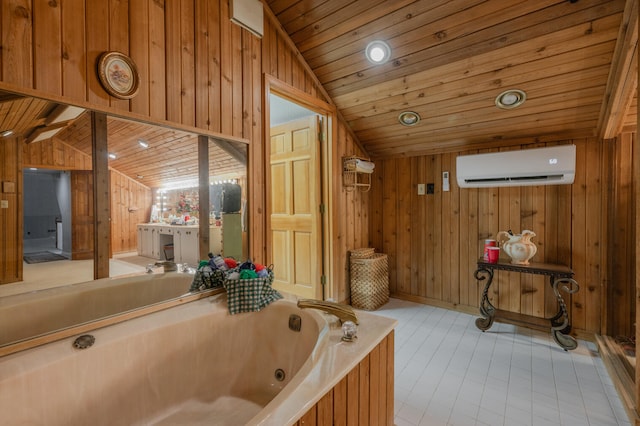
[375,298,631,426]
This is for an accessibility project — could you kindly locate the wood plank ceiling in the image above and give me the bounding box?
[58,113,247,189]
[267,0,638,158]
[0,94,246,189]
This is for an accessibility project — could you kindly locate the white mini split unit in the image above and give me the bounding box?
[456,145,576,188]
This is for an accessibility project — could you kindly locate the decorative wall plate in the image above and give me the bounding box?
[97,51,140,99]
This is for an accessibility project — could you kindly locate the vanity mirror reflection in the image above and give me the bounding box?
[0,90,247,355]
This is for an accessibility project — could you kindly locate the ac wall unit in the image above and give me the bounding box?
[456,145,576,188]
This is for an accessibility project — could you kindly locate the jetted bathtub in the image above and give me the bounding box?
[0,292,396,425]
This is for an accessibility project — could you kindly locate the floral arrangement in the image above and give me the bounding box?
[176,191,199,214]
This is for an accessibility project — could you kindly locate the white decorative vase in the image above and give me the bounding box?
[496,230,537,265]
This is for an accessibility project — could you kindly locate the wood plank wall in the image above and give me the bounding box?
[70,170,94,260]
[23,136,92,170]
[0,1,367,297]
[295,331,394,426]
[332,125,370,302]
[611,133,636,337]
[0,2,633,336]
[110,170,152,254]
[0,137,22,284]
[370,137,634,337]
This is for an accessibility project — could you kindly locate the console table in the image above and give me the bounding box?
[474,258,580,350]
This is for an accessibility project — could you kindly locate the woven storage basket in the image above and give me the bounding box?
[350,253,389,310]
[350,247,375,259]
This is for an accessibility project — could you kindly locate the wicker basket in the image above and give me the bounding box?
[350,253,389,310]
[350,248,375,259]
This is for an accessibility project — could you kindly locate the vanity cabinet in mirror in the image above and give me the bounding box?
[0,91,248,355]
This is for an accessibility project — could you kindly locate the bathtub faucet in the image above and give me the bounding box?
[297,299,359,325]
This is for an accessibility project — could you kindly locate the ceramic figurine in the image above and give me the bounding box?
[497,229,537,265]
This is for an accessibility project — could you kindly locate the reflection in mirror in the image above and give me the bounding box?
[208,138,248,261]
[0,91,247,353]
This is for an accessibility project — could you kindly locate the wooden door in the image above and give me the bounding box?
[270,116,322,299]
[71,171,94,260]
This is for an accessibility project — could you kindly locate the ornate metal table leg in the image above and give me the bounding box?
[474,267,495,331]
[551,277,580,350]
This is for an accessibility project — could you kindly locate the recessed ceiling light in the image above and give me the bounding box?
[495,89,527,109]
[1,130,14,137]
[398,111,421,126]
[108,153,117,160]
[365,40,391,64]
[138,139,149,148]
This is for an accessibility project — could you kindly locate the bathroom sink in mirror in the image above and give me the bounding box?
[0,90,248,354]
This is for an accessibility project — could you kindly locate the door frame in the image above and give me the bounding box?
[264,74,337,300]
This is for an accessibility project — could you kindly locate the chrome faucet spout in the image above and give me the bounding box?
[297,299,359,325]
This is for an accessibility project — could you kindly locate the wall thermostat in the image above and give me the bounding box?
[443,171,450,192]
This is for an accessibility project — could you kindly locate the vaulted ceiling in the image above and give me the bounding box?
[267,0,638,157]
[4,0,638,188]
[58,113,247,189]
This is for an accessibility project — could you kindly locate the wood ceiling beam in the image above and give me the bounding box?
[211,138,247,166]
[599,0,638,138]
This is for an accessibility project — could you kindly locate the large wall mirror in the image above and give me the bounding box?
[0,91,247,353]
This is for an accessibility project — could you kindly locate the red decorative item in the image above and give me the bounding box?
[224,258,238,269]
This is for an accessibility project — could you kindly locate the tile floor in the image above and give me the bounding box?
[375,298,631,426]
